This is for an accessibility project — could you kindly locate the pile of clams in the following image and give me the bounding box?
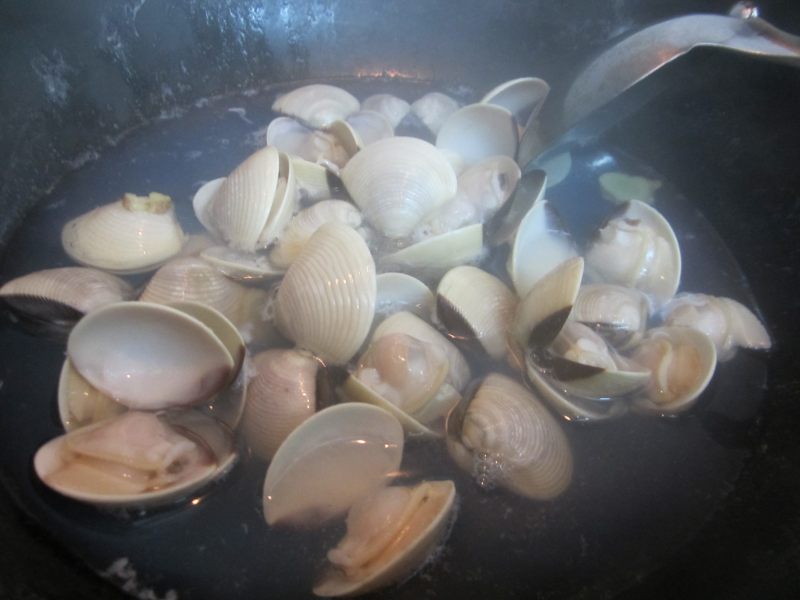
[0,79,771,597]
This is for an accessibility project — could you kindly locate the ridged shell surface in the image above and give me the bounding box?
[361,94,410,129]
[242,349,318,461]
[0,267,133,317]
[272,84,360,128]
[61,194,184,274]
[410,92,459,134]
[276,223,376,365]
[341,137,457,239]
[457,373,573,500]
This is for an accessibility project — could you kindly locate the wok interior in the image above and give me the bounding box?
[1,1,800,599]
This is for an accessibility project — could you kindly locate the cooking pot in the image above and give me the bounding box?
[1,1,799,598]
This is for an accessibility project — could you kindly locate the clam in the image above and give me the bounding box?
[269,200,365,269]
[341,332,460,437]
[291,157,341,203]
[410,92,460,135]
[313,480,456,597]
[585,200,681,310]
[58,358,126,431]
[661,293,771,361]
[203,147,297,253]
[381,223,485,278]
[272,84,360,128]
[242,349,318,461]
[0,267,133,331]
[67,301,244,411]
[446,373,573,500]
[375,273,434,321]
[61,192,185,274]
[436,103,518,168]
[570,283,650,349]
[630,326,717,416]
[436,266,517,360]
[373,311,471,393]
[200,246,285,282]
[266,117,351,168]
[276,223,376,365]
[481,77,550,134]
[361,93,411,129]
[487,168,546,246]
[192,178,226,234]
[345,110,394,146]
[341,137,457,239]
[262,403,404,527]
[508,198,578,299]
[34,410,236,507]
[177,233,219,258]
[139,257,270,330]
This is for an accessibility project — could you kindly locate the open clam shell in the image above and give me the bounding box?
[67,301,244,411]
[276,223,376,365]
[200,246,285,282]
[436,103,518,168]
[272,84,360,129]
[481,76,550,133]
[375,273,434,322]
[61,192,185,274]
[58,358,126,431]
[585,200,681,310]
[436,266,517,360]
[630,326,717,416]
[262,403,404,527]
[313,480,456,597]
[446,373,573,500]
[381,223,485,278]
[266,116,350,167]
[341,136,457,239]
[571,283,649,350]
[34,409,237,508]
[0,267,133,331]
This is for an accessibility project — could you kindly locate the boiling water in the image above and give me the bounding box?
[0,80,769,600]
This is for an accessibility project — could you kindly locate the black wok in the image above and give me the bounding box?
[1,1,799,598]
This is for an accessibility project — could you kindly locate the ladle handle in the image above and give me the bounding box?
[520,3,800,168]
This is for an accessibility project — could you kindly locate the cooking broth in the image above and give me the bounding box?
[0,79,769,600]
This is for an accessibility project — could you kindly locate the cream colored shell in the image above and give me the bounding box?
[272,84,360,128]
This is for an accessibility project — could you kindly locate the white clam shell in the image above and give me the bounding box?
[361,94,410,129]
[192,178,226,236]
[267,116,350,167]
[448,373,573,500]
[585,200,681,310]
[200,246,285,282]
[276,223,376,365]
[34,410,236,508]
[373,311,471,393]
[341,137,457,239]
[382,223,484,278]
[262,403,404,527]
[61,193,185,274]
[68,301,243,411]
[661,293,771,361]
[346,110,394,146]
[630,326,717,415]
[0,267,133,325]
[58,358,126,431]
[272,84,360,128]
[313,480,456,597]
[242,349,318,461]
[375,273,434,321]
[481,76,550,132]
[269,199,364,269]
[291,156,338,202]
[508,198,578,299]
[410,92,459,135]
[436,266,517,360]
[436,103,518,168]
[571,283,650,349]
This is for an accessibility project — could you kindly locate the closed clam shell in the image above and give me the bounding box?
[242,349,318,461]
[270,200,364,269]
[436,266,517,360]
[208,147,281,252]
[361,94,410,129]
[346,110,394,146]
[585,200,681,310]
[272,84,360,128]
[436,103,518,168]
[0,267,133,327]
[410,92,459,135]
[276,223,376,365]
[341,136,457,239]
[68,301,240,411]
[34,409,236,508]
[61,193,184,274]
[630,326,717,415]
[262,403,404,527]
[448,373,573,500]
[313,480,456,597]
[373,311,471,393]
